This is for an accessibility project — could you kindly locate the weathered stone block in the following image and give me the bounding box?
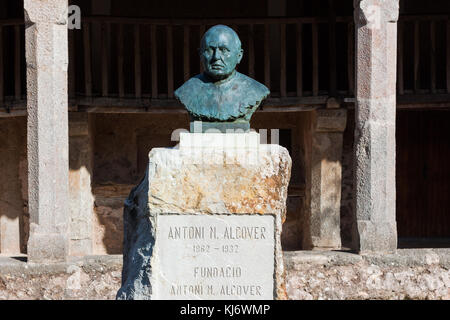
[117,133,291,300]
[304,109,346,250]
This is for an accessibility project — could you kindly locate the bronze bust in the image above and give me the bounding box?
[174,25,270,132]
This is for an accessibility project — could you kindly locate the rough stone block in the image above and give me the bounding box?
[304,109,346,250]
[117,133,291,300]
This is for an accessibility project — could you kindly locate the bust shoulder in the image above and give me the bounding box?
[174,72,269,122]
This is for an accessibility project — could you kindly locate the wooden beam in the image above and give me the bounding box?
[80,16,354,26]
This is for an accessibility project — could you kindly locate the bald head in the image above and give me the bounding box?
[199,25,243,81]
[200,25,241,51]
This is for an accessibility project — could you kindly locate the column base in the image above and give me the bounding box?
[357,221,397,254]
[27,232,68,263]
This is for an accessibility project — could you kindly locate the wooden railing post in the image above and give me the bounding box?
[280,23,286,98]
[166,25,174,99]
[430,21,436,94]
[117,23,124,98]
[183,26,190,82]
[312,22,319,96]
[248,24,255,78]
[447,20,450,93]
[69,30,76,98]
[397,20,403,95]
[264,23,271,90]
[101,22,109,97]
[328,0,337,97]
[296,22,303,97]
[151,25,158,99]
[83,22,92,97]
[414,20,420,93]
[0,26,3,105]
[14,25,21,101]
[134,24,142,98]
[347,22,354,96]
[199,24,205,74]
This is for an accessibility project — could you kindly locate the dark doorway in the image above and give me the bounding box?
[396,109,450,248]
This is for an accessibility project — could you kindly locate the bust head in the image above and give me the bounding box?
[200,25,243,81]
[175,24,269,129]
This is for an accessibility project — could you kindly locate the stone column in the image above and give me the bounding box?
[69,113,94,256]
[304,108,346,250]
[24,0,70,262]
[353,0,399,253]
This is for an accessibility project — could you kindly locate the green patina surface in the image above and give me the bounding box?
[174,25,269,131]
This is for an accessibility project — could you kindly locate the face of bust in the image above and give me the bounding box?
[200,26,243,81]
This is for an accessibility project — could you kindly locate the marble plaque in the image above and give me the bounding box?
[152,214,275,300]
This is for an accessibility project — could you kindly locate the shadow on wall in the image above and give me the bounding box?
[0,111,351,255]
[90,113,188,254]
[0,117,28,255]
[340,109,354,249]
[80,110,348,254]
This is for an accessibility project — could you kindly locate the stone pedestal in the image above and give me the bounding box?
[117,132,291,300]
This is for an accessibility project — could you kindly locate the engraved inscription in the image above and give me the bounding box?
[153,215,275,300]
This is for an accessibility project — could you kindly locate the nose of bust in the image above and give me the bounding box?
[211,49,220,60]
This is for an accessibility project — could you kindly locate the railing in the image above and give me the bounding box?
[397,15,450,101]
[73,16,355,106]
[0,15,450,113]
[0,20,25,112]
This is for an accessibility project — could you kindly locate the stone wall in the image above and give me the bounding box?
[1,250,449,300]
[0,117,28,254]
[0,255,122,300]
[285,249,450,300]
[90,112,315,253]
[0,111,341,255]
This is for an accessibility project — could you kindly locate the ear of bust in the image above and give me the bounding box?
[237,49,243,64]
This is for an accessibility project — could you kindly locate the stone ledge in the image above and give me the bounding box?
[1,250,449,300]
[0,254,123,276]
[283,249,450,269]
[2,249,449,276]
